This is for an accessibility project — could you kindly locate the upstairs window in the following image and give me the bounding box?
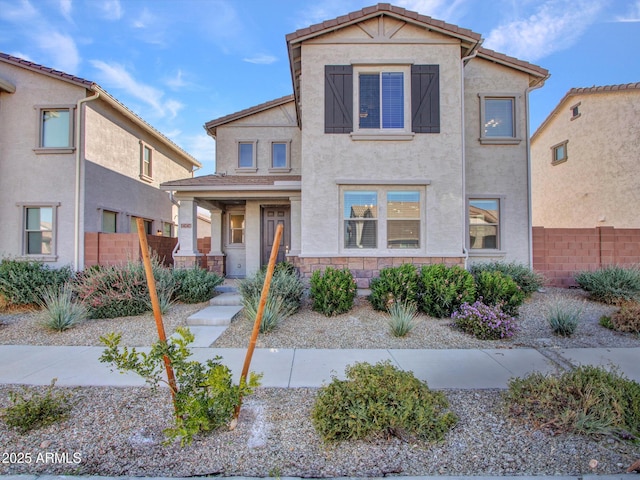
[570,102,581,120]
[479,94,521,145]
[359,72,404,129]
[36,106,74,152]
[552,140,568,165]
[140,142,153,181]
[270,141,291,172]
[237,141,257,171]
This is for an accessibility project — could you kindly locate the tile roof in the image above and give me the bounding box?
[477,47,549,80]
[204,95,294,135]
[0,52,94,88]
[532,82,640,140]
[161,174,301,190]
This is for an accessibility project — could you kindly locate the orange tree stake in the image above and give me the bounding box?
[233,223,283,423]
[136,218,178,411]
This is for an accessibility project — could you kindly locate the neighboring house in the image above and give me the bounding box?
[162,3,548,285]
[531,82,640,228]
[0,53,201,270]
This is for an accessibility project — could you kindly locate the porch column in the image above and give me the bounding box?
[208,208,224,255]
[175,199,200,256]
[289,195,302,256]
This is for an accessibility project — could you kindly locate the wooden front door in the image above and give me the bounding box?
[261,206,290,267]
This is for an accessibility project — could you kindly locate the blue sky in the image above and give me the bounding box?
[1,0,639,176]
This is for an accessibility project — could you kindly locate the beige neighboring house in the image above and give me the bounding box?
[162,3,548,285]
[531,82,640,228]
[0,53,201,270]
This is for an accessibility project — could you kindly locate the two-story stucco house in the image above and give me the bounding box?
[0,53,201,270]
[531,82,640,228]
[162,3,548,286]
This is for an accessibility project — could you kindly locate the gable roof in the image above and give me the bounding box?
[532,82,640,140]
[0,52,201,169]
[204,94,294,137]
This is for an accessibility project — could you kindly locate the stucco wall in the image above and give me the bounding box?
[463,58,533,265]
[0,63,85,267]
[531,89,640,228]
[298,21,465,258]
[214,103,301,175]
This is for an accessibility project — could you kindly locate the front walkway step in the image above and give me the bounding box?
[210,292,242,306]
[179,326,228,347]
[187,305,243,326]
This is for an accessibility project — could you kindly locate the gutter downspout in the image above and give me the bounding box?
[460,43,481,269]
[74,90,100,271]
[525,77,549,268]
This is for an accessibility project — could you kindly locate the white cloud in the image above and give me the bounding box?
[396,0,469,22]
[0,0,38,22]
[59,0,72,22]
[132,7,155,28]
[90,59,185,120]
[165,69,188,89]
[99,0,122,21]
[37,31,80,73]
[484,0,607,62]
[181,133,216,169]
[615,0,640,21]
[243,54,278,65]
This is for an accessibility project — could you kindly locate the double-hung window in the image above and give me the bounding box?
[140,142,153,181]
[229,214,245,244]
[479,94,521,145]
[468,198,501,250]
[35,106,74,152]
[270,141,291,171]
[343,187,423,251]
[359,72,404,129]
[237,141,257,171]
[21,204,58,258]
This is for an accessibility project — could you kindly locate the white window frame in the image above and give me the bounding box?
[467,195,505,253]
[140,141,153,182]
[228,213,246,245]
[34,105,75,153]
[18,202,60,260]
[478,94,522,145]
[351,64,413,140]
[269,140,291,172]
[339,183,427,255]
[236,140,257,172]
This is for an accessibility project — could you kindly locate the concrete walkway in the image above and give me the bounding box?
[1,342,638,389]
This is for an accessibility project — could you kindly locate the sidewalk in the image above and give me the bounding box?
[1,343,638,389]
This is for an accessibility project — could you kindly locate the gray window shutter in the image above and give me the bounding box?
[411,65,440,133]
[325,65,353,133]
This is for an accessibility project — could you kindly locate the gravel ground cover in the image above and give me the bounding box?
[1,288,639,477]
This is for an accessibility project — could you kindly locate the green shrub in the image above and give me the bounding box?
[545,295,582,337]
[242,294,296,333]
[310,267,357,316]
[387,301,418,337]
[419,264,476,318]
[100,327,261,445]
[39,283,87,332]
[2,379,74,433]
[172,267,223,303]
[451,300,518,340]
[369,264,420,311]
[469,261,544,297]
[474,270,525,316]
[311,361,457,442]
[0,259,71,307]
[505,365,640,440]
[238,265,304,314]
[599,315,615,330]
[575,265,640,305]
[74,261,149,319]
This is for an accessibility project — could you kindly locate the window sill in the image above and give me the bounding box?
[552,158,568,166]
[33,147,75,154]
[350,132,415,141]
[268,167,291,173]
[478,137,522,145]
[19,255,58,262]
[235,168,257,173]
[468,249,506,256]
[139,174,153,183]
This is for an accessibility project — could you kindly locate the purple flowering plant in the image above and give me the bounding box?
[451,299,518,340]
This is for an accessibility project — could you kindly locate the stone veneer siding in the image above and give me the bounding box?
[290,256,465,288]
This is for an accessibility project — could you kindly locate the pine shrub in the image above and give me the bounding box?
[312,361,457,442]
[0,259,71,307]
[575,265,640,305]
[310,267,357,316]
[419,264,476,318]
[469,261,544,297]
[369,264,419,311]
[474,270,525,316]
[452,300,518,340]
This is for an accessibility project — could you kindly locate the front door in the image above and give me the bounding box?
[261,206,290,267]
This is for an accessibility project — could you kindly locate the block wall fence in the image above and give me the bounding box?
[84,233,177,268]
